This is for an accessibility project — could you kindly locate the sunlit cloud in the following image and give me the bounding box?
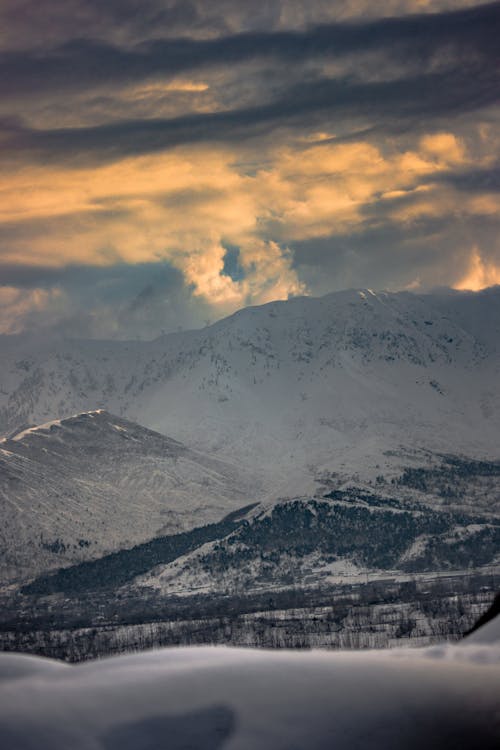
[127,81,210,96]
[0,127,495,314]
[454,246,500,291]
[0,1,498,337]
[0,132,476,271]
[419,133,466,165]
[182,238,305,311]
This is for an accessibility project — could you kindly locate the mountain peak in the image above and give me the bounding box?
[6,409,109,443]
[0,286,498,491]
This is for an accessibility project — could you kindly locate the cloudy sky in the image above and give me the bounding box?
[1,0,499,338]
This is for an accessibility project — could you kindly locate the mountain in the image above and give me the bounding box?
[1,286,499,590]
[123,478,499,599]
[0,410,256,583]
[23,481,499,600]
[1,287,499,500]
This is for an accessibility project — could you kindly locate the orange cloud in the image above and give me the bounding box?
[0,128,492,315]
[454,248,500,291]
[253,135,468,241]
[125,81,210,97]
[419,133,465,165]
[0,132,473,264]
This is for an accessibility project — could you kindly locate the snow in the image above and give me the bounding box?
[0,287,499,586]
[465,615,500,645]
[0,642,499,748]
[1,288,499,497]
[0,411,257,582]
[5,411,106,442]
[9,418,63,441]
[0,288,498,745]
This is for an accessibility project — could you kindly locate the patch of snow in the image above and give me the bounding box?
[0,644,499,748]
[465,615,500,645]
[11,418,63,441]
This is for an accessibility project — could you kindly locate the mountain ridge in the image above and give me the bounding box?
[1,286,499,586]
[0,409,256,583]
[2,286,498,491]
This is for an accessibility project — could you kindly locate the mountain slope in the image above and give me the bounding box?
[0,411,256,583]
[23,486,500,600]
[125,486,500,598]
[0,287,499,496]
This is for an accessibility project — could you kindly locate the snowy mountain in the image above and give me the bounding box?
[17,454,499,601]
[1,286,499,589]
[120,477,499,599]
[1,287,499,500]
[0,410,256,583]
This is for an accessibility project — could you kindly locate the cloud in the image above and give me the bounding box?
[419,133,466,165]
[0,2,498,163]
[180,238,304,310]
[0,2,491,54]
[303,220,499,295]
[0,133,474,266]
[0,262,217,339]
[434,165,500,193]
[454,246,500,290]
[2,67,497,167]
[0,1,498,337]
[0,286,64,334]
[0,241,304,339]
[0,2,500,96]
[0,123,498,337]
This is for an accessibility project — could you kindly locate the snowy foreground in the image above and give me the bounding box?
[0,622,499,749]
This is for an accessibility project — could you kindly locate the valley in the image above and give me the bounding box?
[1,571,497,662]
[0,287,499,660]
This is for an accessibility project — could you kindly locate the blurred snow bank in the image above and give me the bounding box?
[0,632,499,749]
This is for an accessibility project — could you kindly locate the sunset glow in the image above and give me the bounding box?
[454,247,500,291]
[0,0,498,337]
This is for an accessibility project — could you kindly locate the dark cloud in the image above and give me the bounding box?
[1,3,498,99]
[0,1,205,51]
[291,213,500,294]
[0,261,178,292]
[0,1,499,336]
[2,63,498,165]
[0,262,213,338]
[433,166,500,193]
[0,3,497,165]
[1,1,487,54]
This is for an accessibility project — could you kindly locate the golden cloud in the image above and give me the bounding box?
[125,81,210,97]
[454,247,500,291]
[419,133,465,165]
[0,128,493,318]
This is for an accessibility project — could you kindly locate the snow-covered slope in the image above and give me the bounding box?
[466,615,500,645]
[465,594,500,645]
[126,489,500,598]
[1,287,498,497]
[0,410,256,583]
[0,644,499,749]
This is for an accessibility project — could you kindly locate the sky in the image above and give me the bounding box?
[0,0,499,338]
